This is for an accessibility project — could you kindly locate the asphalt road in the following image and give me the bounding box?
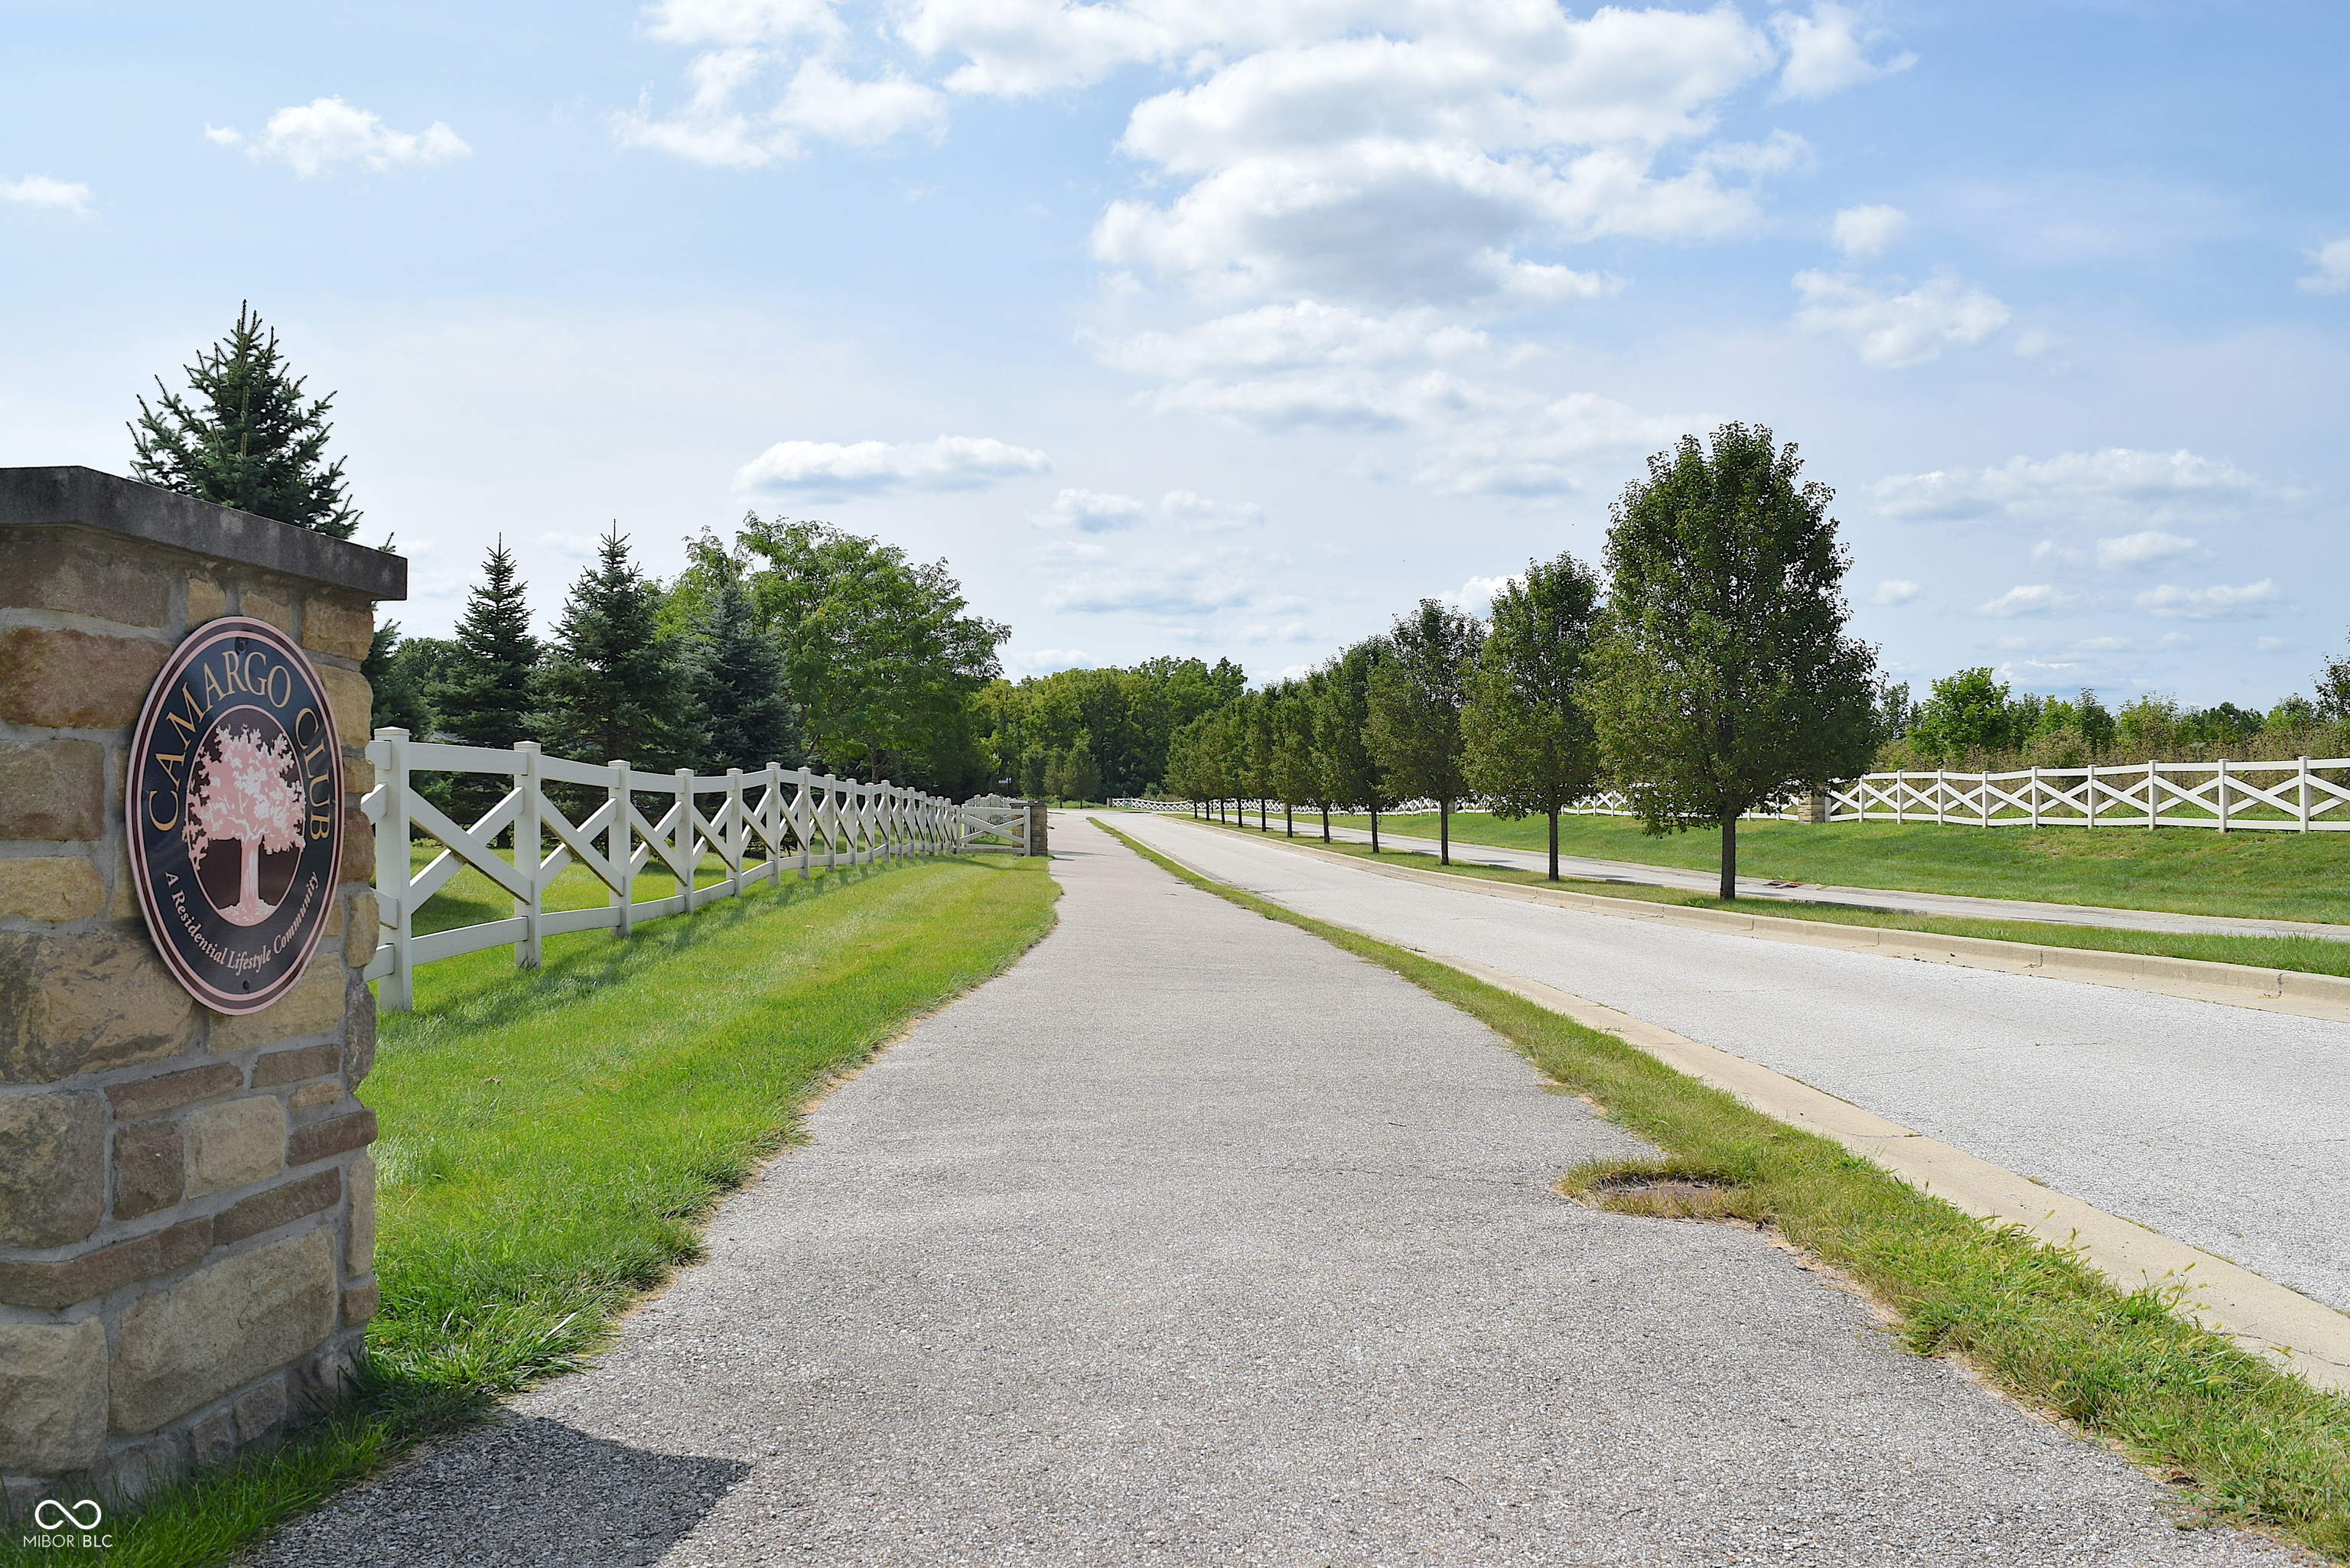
[1115,810,2350,1319]
[1161,809,2350,942]
[254,829,2305,1566]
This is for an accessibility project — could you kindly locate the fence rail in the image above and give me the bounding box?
[1112,793,1799,820]
[1825,759,2350,832]
[361,727,1032,1010]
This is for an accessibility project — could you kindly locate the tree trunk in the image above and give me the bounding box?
[1369,808,1380,854]
[1320,807,1330,842]
[1439,796,1450,865]
[1259,796,1268,832]
[1548,810,1559,881]
[1284,804,1293,838]
[1719,812,1737,902]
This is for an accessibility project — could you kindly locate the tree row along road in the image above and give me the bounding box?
[1110,812,2350,1319]
[258,823,2296,1565]
[1280,818,2350,942]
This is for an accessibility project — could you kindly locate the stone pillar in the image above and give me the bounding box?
[0,467,405,1508]
[1796,792,1831,825]
[1024,799,1050,857]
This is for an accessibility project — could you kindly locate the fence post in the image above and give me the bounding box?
[881,779,896,861]
[675,768,698,906]
[2300,755,2313,831]
[373,727,414,1012]
[2218,758,2231,833]
[726,769,747,896]
[516,741,544,968]
[2086,763,2098,828]
[1934,768,1945,825]
[1978,769,1990,828]
[610,758,633,937]
[2029,765,2041,829]
[2147,759,2158,830]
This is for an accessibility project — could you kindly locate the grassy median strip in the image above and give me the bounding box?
[1095,818,2350,1560]
[1192,818,2350,980]
[1307,808,2350,927]
[6,854,1058,1568]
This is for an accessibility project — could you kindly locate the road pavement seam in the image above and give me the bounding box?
[1128,821,2350,1397]
[1159,817,2350,1024]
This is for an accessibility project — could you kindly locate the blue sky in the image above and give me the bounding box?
[5,0,2346,705]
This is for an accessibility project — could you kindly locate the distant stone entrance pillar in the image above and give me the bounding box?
[0,467,405,1510]
[1024,799,1050,856]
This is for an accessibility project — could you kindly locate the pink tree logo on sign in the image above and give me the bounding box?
[185,721,306,926]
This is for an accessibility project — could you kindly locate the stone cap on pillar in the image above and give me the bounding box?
[0,466,408,602]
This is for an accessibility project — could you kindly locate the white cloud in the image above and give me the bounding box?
[1830,203,1906,259]
[1006,646,1095,674]
[2136,581,2282,620]
[1873,447,2292,531]
[0,175,94,216]
[1792,269,2009,367]
[2094,529,2199,569]
[2298,238,2350,295]
[619,1,941,166]
[1974,584,2075,617]
[1092,301,1492,382]
[1440,572,1524,611]
[735,434,1050,493]
[1873,578,1919,605]
[536,531,601,561]
[1044,565,1258,614]
[1040,488,1148,532]
[210,98,470,177]
[1769,2,1916,100]
[1159,490,1265,531]
[2256,636,2287,652]
[1088,6,1791,307]
[2031,539,2085,567]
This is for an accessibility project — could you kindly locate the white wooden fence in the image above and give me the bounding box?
[1115,792,1798,820]
[1824,759,2350,833]
[360,727,1033,1010]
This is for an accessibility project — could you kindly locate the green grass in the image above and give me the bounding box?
[1189,819,2350,979]
[1095,818,2350,1561]
[4,853,1058,1568]
[1294,808,2350,926]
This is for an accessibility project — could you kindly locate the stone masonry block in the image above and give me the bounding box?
[0,528,172,628]
[343,753,374,794]
[347,1152,375,1271]
[0,740,106,841]
[105,1062,242,1120]
[112,1117,184,1220]
[0,857,105,921]
[342,890,378,970]
[250,1043,340,1088]
[184,1097,285,1198]
[286,1104,374,1168]
[189,1407,236,1471]
[0,625,170,730]
[0,1319,108,1474]
[234,1374,289,1448]
[288,1082,342,1109]
[337,808,374,886]
[185,577,227,627]
[0,928,198,1083]
[301,594,373,662]
[109,843,136,919]
[343,997,376,1088]
[0,1216,210,1311]
[241,587,295,636]
[213,1167,340,1247]
[315,665,372,750]
[340,1280,380,1328]
[0,1091,105,1247]
[208,961,347,1056]
[109,1228,338,1435]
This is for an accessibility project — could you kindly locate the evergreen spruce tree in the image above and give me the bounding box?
[539,527,688,770]
[431,538,542,827]
[685,555,799,773]
[363,623,434,739]
[129,303,361,537]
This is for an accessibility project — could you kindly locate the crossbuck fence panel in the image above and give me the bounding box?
[361,727,1032,1010]
[1118,756,2350,837]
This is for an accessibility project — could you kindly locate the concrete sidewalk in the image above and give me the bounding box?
[1192,812,2350,942]
[255,830,2297,1566]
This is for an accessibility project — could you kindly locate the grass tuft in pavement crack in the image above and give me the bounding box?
[0,854,1058,1568]
[1095,818,2350,1562]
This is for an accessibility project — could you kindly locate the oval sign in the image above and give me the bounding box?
[126,616,344,1014]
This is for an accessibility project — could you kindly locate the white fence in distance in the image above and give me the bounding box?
[360,727,1034,1010]
[1112,793,1798,820]
[1119,756,2350,835]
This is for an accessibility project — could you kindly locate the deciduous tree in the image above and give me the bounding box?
[1462,552,1603,880]
[1368,600,1484,864]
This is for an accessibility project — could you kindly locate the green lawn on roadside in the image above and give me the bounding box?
[1096,818,2350,1563]
[1300,809,2350,926]
[1186,820,2350,980]
[7,852,1058,1568]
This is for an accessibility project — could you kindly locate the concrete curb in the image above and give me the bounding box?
[1157,818,2350,1025]
[1111,818,2350,1396]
